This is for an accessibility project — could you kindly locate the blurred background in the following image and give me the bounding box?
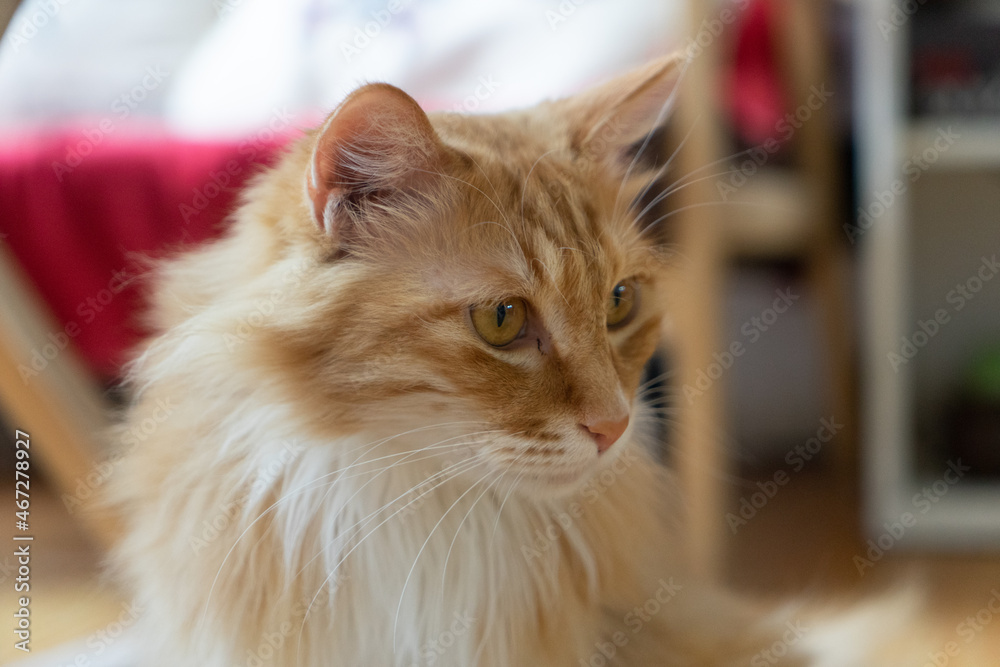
[0,0,998,663]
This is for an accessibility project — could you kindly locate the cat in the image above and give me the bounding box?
[109,53,912,666]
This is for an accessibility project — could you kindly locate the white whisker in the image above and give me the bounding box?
[296,456,483,657]
[391,464,495,652]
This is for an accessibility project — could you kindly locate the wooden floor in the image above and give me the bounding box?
[1,479,124,665]
[726,465,1000,663]
[3,466,1000,665]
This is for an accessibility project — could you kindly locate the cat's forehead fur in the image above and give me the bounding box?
[375,107,664,308]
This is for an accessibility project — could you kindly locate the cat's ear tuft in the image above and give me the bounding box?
[564,53,686,170]
[306,83,446,238]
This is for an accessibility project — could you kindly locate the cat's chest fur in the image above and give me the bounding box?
[117,401,675,667]
[256,431,672,666]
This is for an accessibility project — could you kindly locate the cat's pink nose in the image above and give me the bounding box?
[581,415,629,454]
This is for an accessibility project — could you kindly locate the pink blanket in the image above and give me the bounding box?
[0,127,290,379]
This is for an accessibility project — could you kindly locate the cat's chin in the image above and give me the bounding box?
[507,466,596,500]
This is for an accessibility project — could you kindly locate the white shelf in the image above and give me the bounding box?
[908,118,1000,170]
[855,0,1000,551]
[866,484,1000,551]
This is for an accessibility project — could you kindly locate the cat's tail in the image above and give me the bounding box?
[793,586,924,666]
[794,581,1000,665]
[635,582,928,666]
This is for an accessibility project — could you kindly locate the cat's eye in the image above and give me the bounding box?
[607,280,638,328]
[471,298,528,347]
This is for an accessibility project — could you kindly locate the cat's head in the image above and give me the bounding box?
[230,55,684,496]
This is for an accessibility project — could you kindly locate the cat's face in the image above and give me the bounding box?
[261,57,681,495]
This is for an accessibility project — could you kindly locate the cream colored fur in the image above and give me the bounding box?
[109,55,915,666]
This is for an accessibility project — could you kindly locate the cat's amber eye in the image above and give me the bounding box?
[607,280,638,328]
[471,298,528,347]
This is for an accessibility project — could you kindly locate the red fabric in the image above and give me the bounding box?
[726,0,788,146]
[0,126,291,380]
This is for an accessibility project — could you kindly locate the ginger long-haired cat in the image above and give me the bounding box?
[111,55,912,666]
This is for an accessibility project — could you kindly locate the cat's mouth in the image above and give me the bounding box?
[480,429,608,495]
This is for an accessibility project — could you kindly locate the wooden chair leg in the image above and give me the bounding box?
[0,248,118,551]
[778,0,858,481]
[807,236,858,481]
[670,251,729,581]
[670,0,731,581]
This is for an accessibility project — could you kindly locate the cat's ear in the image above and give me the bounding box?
[305,83,447,239]
[562,53,686,170]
